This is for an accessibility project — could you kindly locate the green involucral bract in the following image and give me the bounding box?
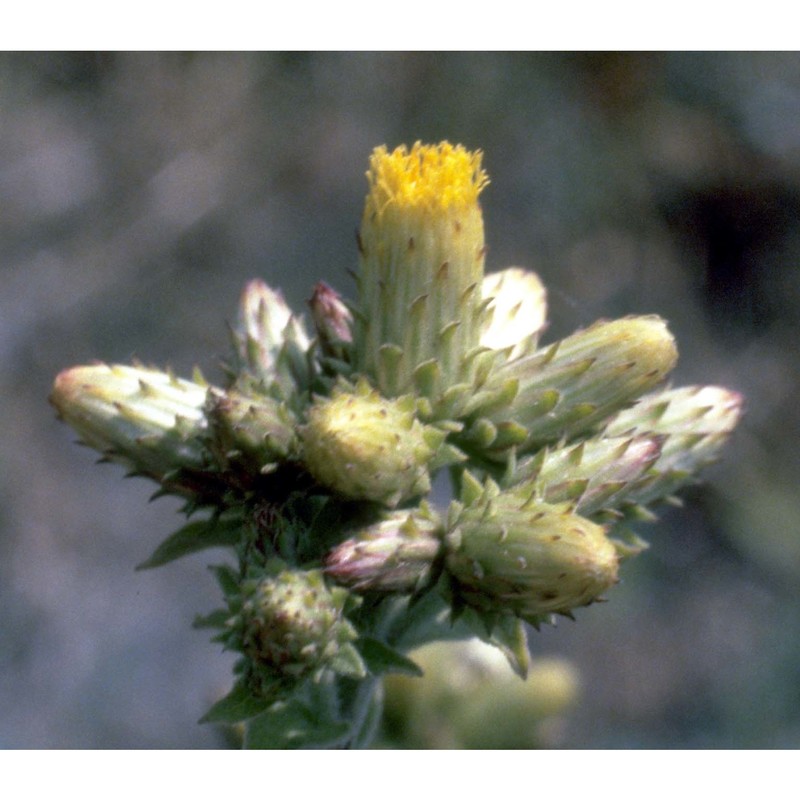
[51,141,742,749]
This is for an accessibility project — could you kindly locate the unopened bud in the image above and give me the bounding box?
[480,267,547,360]
[206,389,298,474]
[50,363,209,482]
[325,504,444,592]
[604,385,743,505]
[510,434,663,516]
[468,315,678,456]
[231,279,312,398]
[301,380,443,507]
[238,565,362,687]
[445,480,619,620]
[309,281,353,362]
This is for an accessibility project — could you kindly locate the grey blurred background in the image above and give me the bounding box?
[2,52,799,748]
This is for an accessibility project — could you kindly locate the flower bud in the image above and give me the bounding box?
[353,142,488,398]
[308,281,353,362]
[238,565,361,686]
[480,267,547,360]
[50,363,209,483]
[466,315,678,456]
[510,434,663,516]
[300,381,443,507]
[603,385,743,506]
[205,389,298,474]
[230,279,312,399]
[325,503,444,593]
[445,480,619,621]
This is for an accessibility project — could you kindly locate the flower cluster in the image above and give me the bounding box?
[51,141,742,748]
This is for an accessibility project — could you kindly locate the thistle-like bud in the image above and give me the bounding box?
[325,503,444,593]
[230,279,312,400]
[309,281,354,363]
[50,363,210,486]
[300,380,445,507]
[237,565,362,688]
[205,389,299,475]
[464,315,678,457]
[509,434,663,517]
[353,142,488,398]
[481,267,548,360]
[445,478,619,621]
[603,385,744,506]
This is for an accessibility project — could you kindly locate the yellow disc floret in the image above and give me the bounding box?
[364,141,489,218]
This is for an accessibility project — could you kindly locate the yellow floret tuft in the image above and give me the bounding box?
[364,141,488,218]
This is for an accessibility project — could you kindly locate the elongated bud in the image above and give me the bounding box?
[481,267,548,360]
[509,435,663,516]
[354,142,488,397]
[445,479,619,621]
[465,315,678,457]
[309,281,353,362]
[50,363,209,483]
[235,565,363,690]
[206,389,299,475]
[230,279,312,399]
[300,380,444,507]
[603,385,743,506]
[325,503,444,593]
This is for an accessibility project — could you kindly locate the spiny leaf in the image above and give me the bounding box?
[357,637,424,677]
[136,513,243,570]
[243,699,350,749]
[199,681,272,725]
[328,643,368,679]
[208,563,241,598]
[486,614,530,679]
[192,609,230,630]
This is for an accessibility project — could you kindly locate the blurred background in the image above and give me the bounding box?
[2,52,799,748]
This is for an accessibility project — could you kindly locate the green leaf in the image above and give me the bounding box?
[460,607,530,678]
[487,615,530,679]
[357,637,424,677]
[192,609,230,630]
[199,681,273,725]
[136,513,243,570]
[328,643,368,679]
[243,700,350,749]
[390,585,474,650]
[208,564,240,598]
[348,684,384,749]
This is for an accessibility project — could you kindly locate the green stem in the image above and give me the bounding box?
[333,675,382,749]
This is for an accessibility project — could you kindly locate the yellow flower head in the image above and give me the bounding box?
[364,141,488,219]
[355,142,489,402]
